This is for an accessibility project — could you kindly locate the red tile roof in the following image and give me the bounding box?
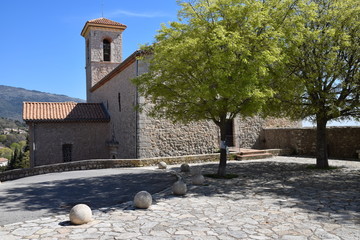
[88,18,126,27]
[23,102,110,123]
[81,17,127,37]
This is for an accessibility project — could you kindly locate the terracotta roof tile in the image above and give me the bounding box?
[88,17,126,27]
[23,102,110,123]
[81,17,127,37]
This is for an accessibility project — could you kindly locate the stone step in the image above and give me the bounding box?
[236,152,273,161]
[238,149,268,156]
[231,148,292,160]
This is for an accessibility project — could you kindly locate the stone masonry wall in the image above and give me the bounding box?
[89,55,302,159]
[234,116,301,149]
[137,55,219,157]
[0,154,220,182]
[87,28,123,64]
[90,60,138,159]
[137,116,219,158]
[29,122,109,167]
[85,28,124,102]
[262,127,360,159]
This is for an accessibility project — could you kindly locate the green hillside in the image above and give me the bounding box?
[0,85,84,121]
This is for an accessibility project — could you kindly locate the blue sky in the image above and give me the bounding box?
[0,0,358,126]
[0,0,179,100]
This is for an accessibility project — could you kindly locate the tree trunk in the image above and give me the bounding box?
[316,117,329,168]
[217,121,228,177]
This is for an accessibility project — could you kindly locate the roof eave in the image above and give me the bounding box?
[24,118,110,124]
[81,22,127,37]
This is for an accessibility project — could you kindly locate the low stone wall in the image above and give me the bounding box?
[262,127,360,159]
[0,154,220,182]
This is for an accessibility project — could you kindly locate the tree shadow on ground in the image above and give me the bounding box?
[0,170,177,219]
[169,161,360,224]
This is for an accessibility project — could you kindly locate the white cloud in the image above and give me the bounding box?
[108,9,171,18]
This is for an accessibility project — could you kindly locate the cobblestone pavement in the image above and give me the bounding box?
[1,157,359,240]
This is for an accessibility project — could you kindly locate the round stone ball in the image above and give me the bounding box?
[172,180,187,195]
[134,191,152,209]
[158,161,167,169]
[180,163,190,172]
[191,167,202,175]
[69,204,92,225]
[192,174,205,185]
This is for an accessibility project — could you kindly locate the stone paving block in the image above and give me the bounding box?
[0,157,359,239]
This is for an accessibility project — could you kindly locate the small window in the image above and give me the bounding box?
[86,40,90,63]
[118,93,121,112]
[103,39,111,61]
[62,144,72,162]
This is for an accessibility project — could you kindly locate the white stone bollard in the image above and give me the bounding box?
[158,161,167,169]
[134,191,152,209]
[172,180,187,195]
[180,163,190,172]
[192,174,205,185]
[69,204,93,225]
[191,167,202,176]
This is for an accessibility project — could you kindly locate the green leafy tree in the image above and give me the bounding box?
[10,142,20,151]
[133,0,295,176]
[7,146,27,170]
[7,147,19,170]
[0,147,12,160]
[270,0,360,168]
[0,135,6,143]
[18,140,27,150]
[22,150,30,168]
[3,134,26,148]
[21,135,30,168]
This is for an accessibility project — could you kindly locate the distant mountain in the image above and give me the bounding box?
[0,85,85,121]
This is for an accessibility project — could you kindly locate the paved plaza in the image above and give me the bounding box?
[0,156,359,240]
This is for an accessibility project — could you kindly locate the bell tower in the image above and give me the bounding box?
[81,18,127,102]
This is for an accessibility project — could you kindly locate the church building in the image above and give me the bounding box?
[23,18,298,167]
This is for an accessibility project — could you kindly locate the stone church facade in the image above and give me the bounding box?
[23,18,298,167]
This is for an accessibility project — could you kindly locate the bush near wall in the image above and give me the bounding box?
[262,127,360,159]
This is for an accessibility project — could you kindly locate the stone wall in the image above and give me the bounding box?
[91,57,221,159]
[234,116,301,149]
[29,122,110,167]
[137,116,219,158]
[90,59,138,159]
[0,154,220,182]
[135,57,219,158]
[262,127,360,159]
[137,98,300,158]
[89,54,302,159]
[85,27,124,102]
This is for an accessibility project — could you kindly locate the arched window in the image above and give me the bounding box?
[103,39,111,61]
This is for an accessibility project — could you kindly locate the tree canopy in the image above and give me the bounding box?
[270,0,360,168]
[133,0,359,172]
[133,0,297,176]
